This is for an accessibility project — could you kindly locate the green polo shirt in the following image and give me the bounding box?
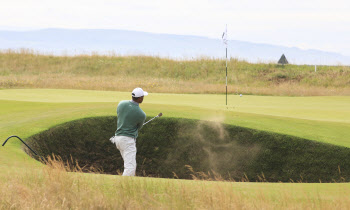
[115,100,146,139]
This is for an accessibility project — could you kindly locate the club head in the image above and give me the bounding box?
[158,113,163,117]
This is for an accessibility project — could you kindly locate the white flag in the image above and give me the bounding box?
[222,25,228,46]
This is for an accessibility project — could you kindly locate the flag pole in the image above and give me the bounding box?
[226,45,227,105]
[222,24,228,105]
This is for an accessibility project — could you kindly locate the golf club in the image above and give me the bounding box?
[143,113,162,126]
[2,135,45,162]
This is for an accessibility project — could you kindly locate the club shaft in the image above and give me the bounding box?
[143,116,158,125]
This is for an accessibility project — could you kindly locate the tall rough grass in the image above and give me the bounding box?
[1,157,350,209]
[1,49,350,96]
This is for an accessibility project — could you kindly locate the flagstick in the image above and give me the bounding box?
[222,24,228,106]
[226,47,228,106]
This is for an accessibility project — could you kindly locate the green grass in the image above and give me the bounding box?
[1,88,350,208]
[1,89,350,147]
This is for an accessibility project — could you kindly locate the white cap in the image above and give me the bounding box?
[132,87,148,97]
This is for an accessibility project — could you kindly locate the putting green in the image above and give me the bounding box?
[1,89,349,148]
[1,89,349,123]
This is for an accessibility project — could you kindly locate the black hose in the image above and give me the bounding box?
[2,135,45,162]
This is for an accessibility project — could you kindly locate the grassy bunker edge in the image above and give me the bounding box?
[25,116,350,183]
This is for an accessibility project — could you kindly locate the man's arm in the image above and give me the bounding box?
[136,122,143,131]
[136,113,146,130]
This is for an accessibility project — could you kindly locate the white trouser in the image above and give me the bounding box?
[110,136,137,176]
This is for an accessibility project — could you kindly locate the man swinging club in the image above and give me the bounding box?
[110,87,148,176]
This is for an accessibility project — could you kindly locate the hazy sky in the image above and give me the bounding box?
[1,0,349,56]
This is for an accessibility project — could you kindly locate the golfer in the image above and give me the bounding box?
[110,87,147,176]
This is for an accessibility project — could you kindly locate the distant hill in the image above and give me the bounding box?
[1,28,349,65]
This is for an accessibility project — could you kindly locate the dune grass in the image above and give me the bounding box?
[1,158,350,209]
[1,50,350,96]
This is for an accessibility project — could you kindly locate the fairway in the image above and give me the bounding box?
[1,88,350,208]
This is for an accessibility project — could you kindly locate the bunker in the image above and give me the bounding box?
[25,116,350,182]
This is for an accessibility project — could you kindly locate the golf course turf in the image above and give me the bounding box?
[1,89,350,208]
